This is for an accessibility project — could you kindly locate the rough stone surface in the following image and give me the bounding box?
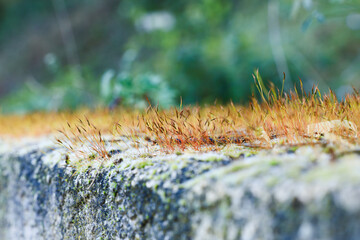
[1,137,360,240]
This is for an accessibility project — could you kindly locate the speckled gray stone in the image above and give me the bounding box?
[1,138,360,240]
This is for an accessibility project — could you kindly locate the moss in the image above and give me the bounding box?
[139,153,153,158]
[124,163,131,169]
[200,165,211,171]
[226,162,255,174]
[323,146,335,154]
[233,166,270,184]
[136,161,154,169]
[302,161,360,183]
[156,172,171,181]
[242,152,252,158]
[203,155,223,161]
[179,199,186,206]
[288,146,299,152]
[221,145,258,159]
[110,182,117,189]
[171,164,178,171]
[221,145,244,158]
[269,159,280,166]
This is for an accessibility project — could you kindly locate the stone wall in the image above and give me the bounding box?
[1,139,360,240]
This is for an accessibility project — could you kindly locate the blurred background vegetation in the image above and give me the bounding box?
[0,0,359,113]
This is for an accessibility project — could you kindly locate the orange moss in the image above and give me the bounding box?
[1,76,359,154]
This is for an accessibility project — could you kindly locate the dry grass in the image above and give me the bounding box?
[1,74,360,159]
[56,116,110,160]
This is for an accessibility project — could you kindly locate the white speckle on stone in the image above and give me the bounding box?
[242,220,258,240]
[297,221,314,240]
[336,186,360,213]
[274,180,296,203]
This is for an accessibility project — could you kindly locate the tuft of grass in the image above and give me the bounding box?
[133,74,358,151]
[56,116,111,161]
[1,76,360,158]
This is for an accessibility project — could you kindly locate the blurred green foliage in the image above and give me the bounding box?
[0,0,359,113]
[100,50,176,109]
[0,68,96,113]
